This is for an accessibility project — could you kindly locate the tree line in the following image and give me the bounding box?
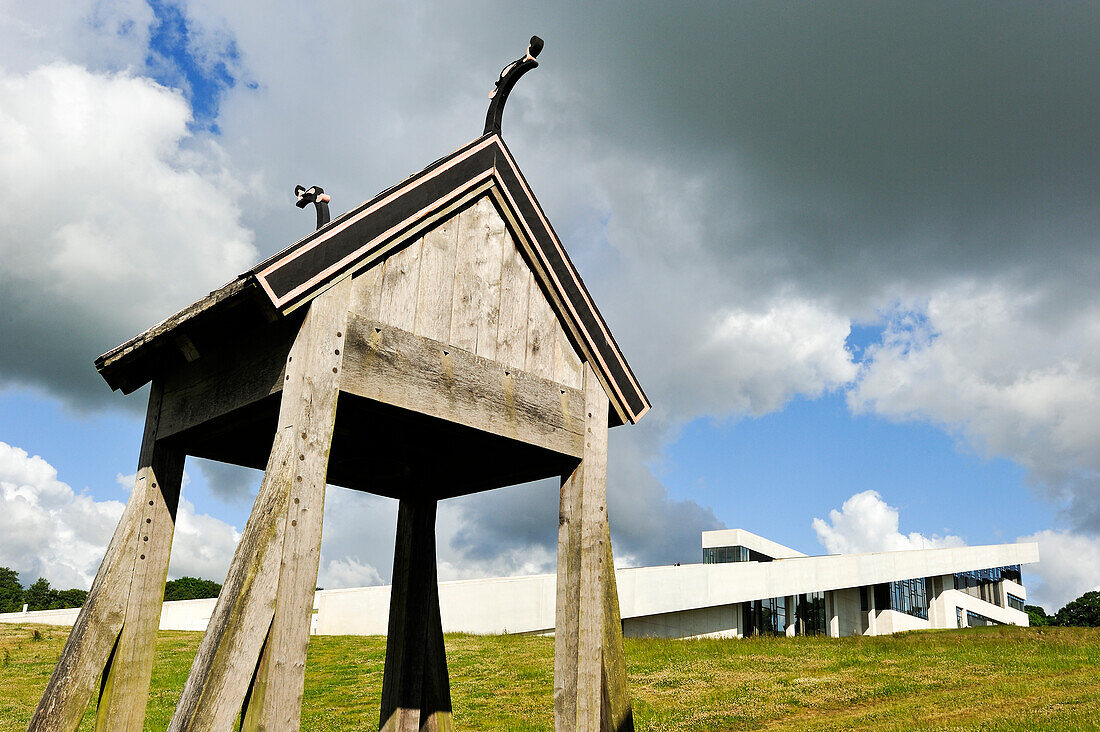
[1026,591,1100,628]
[0,567,222,612]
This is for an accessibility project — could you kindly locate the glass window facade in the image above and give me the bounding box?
[742,593,827,637]
[966,610,1001,627]
[794,592,827,636]
[869,578,929,619]
[954,565,1020,605]
[1007,593,1026,612]
[958,607,1003,628]
[888,578,929,620]
[703,545,773,563]
[742,596,787,636]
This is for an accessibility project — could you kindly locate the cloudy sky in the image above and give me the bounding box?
[1,1,1098,613]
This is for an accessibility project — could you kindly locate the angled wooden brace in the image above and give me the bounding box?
[168,276,352,732]
[28,382,185,732]
[379,498,453,732]
[554,364,633,732]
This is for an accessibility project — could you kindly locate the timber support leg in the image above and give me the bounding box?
[554,364,633,732]
[29,382,184,732]
[168,276,351,732]
[380,498,453,732]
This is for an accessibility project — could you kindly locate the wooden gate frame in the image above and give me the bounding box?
[30,97,648,732]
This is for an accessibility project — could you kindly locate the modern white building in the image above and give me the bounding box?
[1,529,1039,639]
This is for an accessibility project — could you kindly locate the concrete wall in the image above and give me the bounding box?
[0,607,80,626]
[0,542,1037,640]
[832,588,864,637]
[875,609,931,634]
[624,603,739,639]
[701,529,806,559]
[157,598,218,632]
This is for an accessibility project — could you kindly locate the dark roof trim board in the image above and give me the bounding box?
[98,134,650,424]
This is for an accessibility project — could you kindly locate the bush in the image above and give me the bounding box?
[164,577,222,601]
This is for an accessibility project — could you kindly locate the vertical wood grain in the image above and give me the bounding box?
[553,324,583,390]
[414,215,460,343]
[474,198,506,362]
[575,364,609,732]
[525,277,557,380]
[380,499,453,732]
[95,388,185,731]
[29,383,183,732]
[378,238,423,333]
[556,363,616,732]
[496,220,532,369]
[450,197,502,355]
[169,277,351,732]
[599,518,633,732]
[351,261,387,321]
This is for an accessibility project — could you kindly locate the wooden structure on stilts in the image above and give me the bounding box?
[28,37,649,732]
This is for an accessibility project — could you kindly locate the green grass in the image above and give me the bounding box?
[2,623,1100,730]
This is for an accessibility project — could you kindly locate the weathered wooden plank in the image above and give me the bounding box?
[475,198,505,361]
[554,459,582,732]
[156,317,299,440]
[341,315,585,458]
[97,277,254,392]
[380,500,453,732]
[554,324,584,391]
[243,275,350,731]
[525,276,557,380]
[449,197,502,356]
[496,219,531,371]
[29,384,183,732]
[414,215,460,343]
[576,364,609,732]
[169,278,351,732]
[351,260,387,321]
[599,518,633,732]
[378,238,423,333]
[95,395,186,732]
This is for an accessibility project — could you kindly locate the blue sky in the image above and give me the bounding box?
[1,2,1098,612]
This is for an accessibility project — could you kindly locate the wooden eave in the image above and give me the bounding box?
[96,133,651,424]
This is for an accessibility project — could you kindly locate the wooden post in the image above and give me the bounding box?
[554,364,633,732]
[380,498,453,732]
[29,382,185,732]
[168,276,351,732]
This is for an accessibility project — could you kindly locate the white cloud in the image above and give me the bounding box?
[167,497,241,582]
[0,441,124,589]
[1016,530,1100,613]
[850,286,1100,529]
[697,299,858,416]
[813,490,965,555]
[0,440,244,589]
[0,62,256,403]
[317,557,383,590]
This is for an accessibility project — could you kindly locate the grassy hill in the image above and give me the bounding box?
[2,623,1099,730]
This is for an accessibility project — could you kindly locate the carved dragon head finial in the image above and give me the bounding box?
[294,184,331,230]
[484,35,544,136]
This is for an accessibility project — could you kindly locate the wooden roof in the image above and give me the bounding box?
[97,133,650,424]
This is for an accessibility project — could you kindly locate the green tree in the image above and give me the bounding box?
[1053,591,1100,627]
[0,568,23,612]
[1024,604,1050,626]
[23,578,54,612]
[164,576,222,601]
[51,588,88,609]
